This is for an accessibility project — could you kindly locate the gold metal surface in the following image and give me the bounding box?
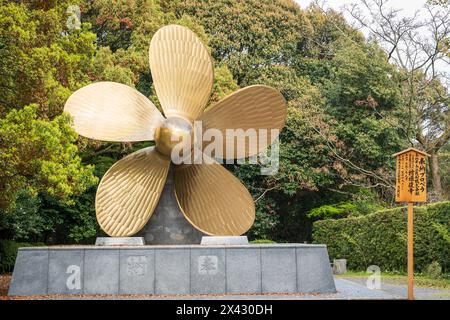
[64,25,287,238]
[149,24,214,122]
[155,117,193,157]
[198,85,287,159]
[174,155,255,236]
[96,147,170,237]
[64,82,164,142]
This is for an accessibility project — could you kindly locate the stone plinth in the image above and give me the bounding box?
[95,237,145,246]
[201,236,249,245]
[332,259,347,275]
[137,165,204,244]
[8,244,336,296]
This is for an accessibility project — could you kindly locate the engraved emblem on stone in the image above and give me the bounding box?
[198,255,218,275]
[126,256,147,276]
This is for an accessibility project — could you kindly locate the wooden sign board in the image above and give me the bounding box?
[393,148,429,203]
[392,147,430,300]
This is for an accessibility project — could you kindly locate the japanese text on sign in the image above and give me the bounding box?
[395,150,427,202]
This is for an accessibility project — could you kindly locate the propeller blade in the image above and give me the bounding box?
[174,156,255,236]
[96,147,170,237]
[149,24,214,122]
[64,82,164,142]
[198,85,286,159]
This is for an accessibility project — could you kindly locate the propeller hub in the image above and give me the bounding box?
[155,117,192,157]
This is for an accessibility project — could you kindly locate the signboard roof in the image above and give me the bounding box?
[392,147,430,157]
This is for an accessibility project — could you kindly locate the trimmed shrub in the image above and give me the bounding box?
[0,240,45,273]
[307,202,357,220]
[425,261,442,279]
[312,202,450,273]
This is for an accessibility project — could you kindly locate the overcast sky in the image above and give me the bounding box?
[295,0,448,34]
[296,0,432,16]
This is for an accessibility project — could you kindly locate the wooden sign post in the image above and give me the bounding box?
[392,147,430,300]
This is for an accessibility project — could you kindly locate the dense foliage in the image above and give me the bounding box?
[0,240,44,273]
[179,0,408,241]
[0,0,448,247]
[313,202,450,273]
[0,105,97,209]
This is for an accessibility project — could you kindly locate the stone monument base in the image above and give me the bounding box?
[8,244,336,296]
[137,166,204,245]
[95,237,145,246]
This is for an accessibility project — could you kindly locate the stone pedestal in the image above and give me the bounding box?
[332,259,347,275]
[137,165,204,244]
[8,244,336,296]
[201,236,249,245]
[95,237,144,246]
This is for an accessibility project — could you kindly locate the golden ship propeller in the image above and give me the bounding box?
[64,25,286,237]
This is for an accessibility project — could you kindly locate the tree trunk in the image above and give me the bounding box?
[429,151,443,200]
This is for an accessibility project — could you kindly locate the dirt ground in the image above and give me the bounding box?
[0,275,11,297]
[2,275,448,300]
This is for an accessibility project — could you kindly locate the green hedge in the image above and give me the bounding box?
[0,240,45,273]
[312,202,450,273]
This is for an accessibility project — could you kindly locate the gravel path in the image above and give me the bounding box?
[47,279,448,300]
[340,277,450,300]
